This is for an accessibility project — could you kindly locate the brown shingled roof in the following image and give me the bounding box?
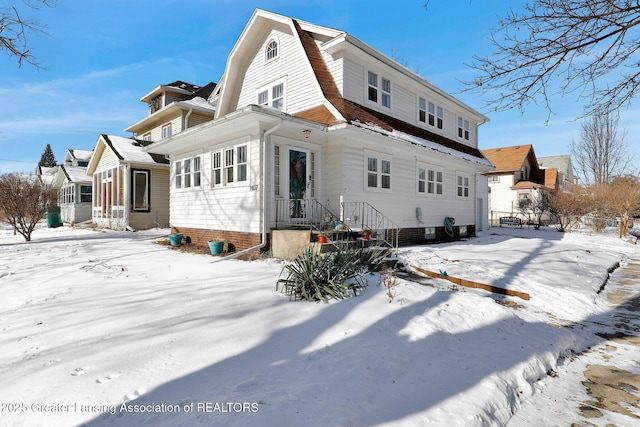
[291,19,485,160]
[482,145,535,172]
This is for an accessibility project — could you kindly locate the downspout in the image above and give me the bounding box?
[212,119,283,262]
[184,107,193,130]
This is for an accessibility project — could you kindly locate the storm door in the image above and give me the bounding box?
[288,148,308,219]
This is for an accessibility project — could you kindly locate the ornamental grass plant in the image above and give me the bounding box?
[278,246,388,303]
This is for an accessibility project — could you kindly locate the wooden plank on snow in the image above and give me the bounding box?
[411,265,530,301]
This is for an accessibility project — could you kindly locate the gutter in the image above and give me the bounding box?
[211,119,283,262]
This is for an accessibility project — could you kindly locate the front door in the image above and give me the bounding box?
[288,148,308,219]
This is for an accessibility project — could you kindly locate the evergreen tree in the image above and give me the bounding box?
[38,144,57,168]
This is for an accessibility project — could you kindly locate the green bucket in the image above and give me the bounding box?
[168,233,183,246]
[208,241,224,255]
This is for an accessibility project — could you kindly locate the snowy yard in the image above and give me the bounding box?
[0,224,638,426]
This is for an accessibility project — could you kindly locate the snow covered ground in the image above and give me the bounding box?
[0,223,638,426]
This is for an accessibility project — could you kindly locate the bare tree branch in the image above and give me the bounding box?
[464,0,640,119]
[0,1,56,68]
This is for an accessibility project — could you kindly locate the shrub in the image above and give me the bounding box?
[278,247,388,303]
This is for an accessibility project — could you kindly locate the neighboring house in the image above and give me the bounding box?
[54,149,93,224]
[482,144,559,224]
[538,155,579,192]
[86,134,170,231]
[36,164,58,185]
[145,9,493,255]
[125,80,217,141]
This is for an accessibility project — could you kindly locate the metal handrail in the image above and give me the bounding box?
[341,201,399,254]
[274,198,352,243]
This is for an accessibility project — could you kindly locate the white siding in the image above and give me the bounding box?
[94,147,120,173]
[170,135,262,233]
[342,58,365,104]
[488,174,518,214]
[327,129,481,228]
[236,28,324,115]
[340,54,481,150]
[322,43,344,96]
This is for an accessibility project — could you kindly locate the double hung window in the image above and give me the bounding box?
[212,144,248,187]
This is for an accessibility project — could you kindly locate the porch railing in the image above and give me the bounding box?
[341,201,400,254]
[274,198,399,254]
[274,198,352,239]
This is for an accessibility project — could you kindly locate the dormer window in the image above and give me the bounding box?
[148,96,162,114]
[458,117,470,140]
[419,98,443,130]
[368,71,378,103]
[265,39,278,62]
[367,71,391,109]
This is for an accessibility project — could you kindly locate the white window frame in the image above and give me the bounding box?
[428,102,444,129]
[162,123,172,139]
[367,71,392,109]
[256,79,286,111]
[381,77,391,108]
[367,71,378,103]
[417,163,443,196]
[265,39,278,62]
[365,150,392,192]
[174,155,202,190]
[212,143,249,188]
[456,172,470,199]
[418,97,427,123]
[60,184,74,204]
[174,160,182,189]
[457,117,470,141]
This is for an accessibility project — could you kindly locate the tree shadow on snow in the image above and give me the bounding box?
[78,270,640,427]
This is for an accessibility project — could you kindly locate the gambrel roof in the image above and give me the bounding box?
[210,9,489,163]
[289,20,486,160]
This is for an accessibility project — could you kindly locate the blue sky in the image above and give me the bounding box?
[1,0,638,174]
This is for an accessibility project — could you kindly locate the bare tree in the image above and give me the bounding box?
[570,112,631,185]
[518,190,550,229]
[548,188,589,232]
[1,1,55,67]
[583,183,611,232]
[0,172,57,241]
[466,0,640,118]
[608,175,640,237]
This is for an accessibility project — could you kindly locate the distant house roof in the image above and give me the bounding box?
[482,145,536,172]
[87,135,169,176]
[60,165,91,183]
[67,149,92,162]
[102,135,168,165]
[290,19,487,162]
[140,80,217,103]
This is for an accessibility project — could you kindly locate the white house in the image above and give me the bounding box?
[145,9,492,256]
[86,134,170,231]
[55,149,93,224]
[482,144,559,225]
